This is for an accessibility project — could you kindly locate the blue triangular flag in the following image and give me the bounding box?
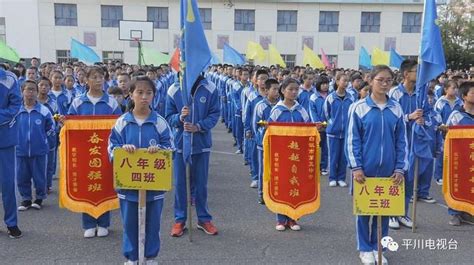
[223,43,246,65]
[70,38,100,64]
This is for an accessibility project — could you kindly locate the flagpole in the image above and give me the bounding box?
[412,0,428,233]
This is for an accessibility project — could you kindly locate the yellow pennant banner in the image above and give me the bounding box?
[113,148,173,191]
[353,177,405,216]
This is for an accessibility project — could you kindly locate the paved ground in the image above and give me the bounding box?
[0,122,473,264]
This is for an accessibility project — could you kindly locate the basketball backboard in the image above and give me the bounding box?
[119,20,154,42]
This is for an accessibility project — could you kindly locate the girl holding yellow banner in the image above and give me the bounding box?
[108,76,174,263]
[346,65,408,265]
[267,78,311,231]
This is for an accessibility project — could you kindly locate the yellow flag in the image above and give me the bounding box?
[246,41,266,62]
[371,47,390,66]
[303,45,325,69]
[268,44,286,68]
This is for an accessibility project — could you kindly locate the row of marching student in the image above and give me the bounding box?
[206,60,474,265]
[1,59,473,264]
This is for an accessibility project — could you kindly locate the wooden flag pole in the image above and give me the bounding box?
[138,190,146,264]
[186,164,193,242]
[377,215,382,265]
[412,158,419,232]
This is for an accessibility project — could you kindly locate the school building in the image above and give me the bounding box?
[0,0,448,69]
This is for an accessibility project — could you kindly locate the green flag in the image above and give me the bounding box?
[0,41,20,63]
[141,47,171,66]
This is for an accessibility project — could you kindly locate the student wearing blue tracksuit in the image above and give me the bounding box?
[309,75,330,174]
[297,71,315,113]
[49,70,72,115]
[16,80,55,211]
[323,73,353,187]
[74,69,87,95]
[68,66,122,238]
[253,79,280,205]
[347,73,363,100]
[346,65,408,265]
[108,76,174,263]
[231,68,250,154]
[220,70,232,129]
[387,59,421,229]
[446,81,474,226]
[226,73,236,134]
[433,80,463,185]
[242,80,256,166]
[0,68,22,238]
[268,78,311,232]
[38,77,58,192]
[410,91,443,204]
[434,74,447,100]
[244,70,269,189]
[228,71,238,145]
[166,76,220,237]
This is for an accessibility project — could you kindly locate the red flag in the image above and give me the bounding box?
[169,48,180,72]
[320,48,331,69]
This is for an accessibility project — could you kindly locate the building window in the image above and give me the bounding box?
[234,9,255,31]
[361,12,380,33]
[199,8,212,30]
[402,12,422,33]
[102,51,124,63]
[0,17,6,43]
[277,10,297,32]
[282,54,296,69]
[147,7,168,29]
[54,4,77,26]
[319,11,339,32]
[56,50,78,64]
[101,5,123,28]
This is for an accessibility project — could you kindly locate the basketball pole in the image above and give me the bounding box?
[137,38,144,66]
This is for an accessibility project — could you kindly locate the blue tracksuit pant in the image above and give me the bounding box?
[0,146,18,227]
[257,148,263,198]
[46,149,56,189]
[244,138,251,163]
[82,212,111,229]
[415,158,434,198]
[249,139,258,181]
[120,198,163,261]
[17,155,47,201]
[221,97,228,127]
[227,101,233,130]
[234,115,243,151]
[434,153,443,181]
[173,152,212,223]
[320,132,328,171]
[276,214,295,223]
[356,216,389,251]
[328,137,346,182]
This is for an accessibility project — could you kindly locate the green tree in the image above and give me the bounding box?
[438,0,474,70]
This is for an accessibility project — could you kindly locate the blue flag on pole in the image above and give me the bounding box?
[70,38,100,64]
[389,48,405,69]
[223,43,246,65]
[180,0,212,164]
[411,0,447,176]
[359,46,372,70]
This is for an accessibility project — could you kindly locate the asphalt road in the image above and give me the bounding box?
[0,122,473,264]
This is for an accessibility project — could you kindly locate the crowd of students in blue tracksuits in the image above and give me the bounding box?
[1,58,473,264]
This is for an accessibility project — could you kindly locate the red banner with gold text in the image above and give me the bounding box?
[263,122,321,220]
[443,125,474,215]
[59,115,119,218]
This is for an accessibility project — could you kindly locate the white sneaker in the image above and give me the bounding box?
[321,169,328,175]
[389,217,400,230]
[337,180,348,187]
[329,180,337,187]
[124,261,137,265]
[372,250,388,265]
[398,216,413,228]
[436,179,443,186]
[83,228,96,238]
[359,251,375,265]
[250,180,258,188]
[97,226,109,237]
[275,222,286,231]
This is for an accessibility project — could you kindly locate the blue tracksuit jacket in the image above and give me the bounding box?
[0,69,21,149]
[68,93,122,115]
[323,91,355,139]
[434,96,463,124]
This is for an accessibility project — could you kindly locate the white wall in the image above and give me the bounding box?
[34,0,423,68]
[0,0,41,59]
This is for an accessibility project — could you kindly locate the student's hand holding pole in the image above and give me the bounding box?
[353,169,366,184]
[180,106,190,123]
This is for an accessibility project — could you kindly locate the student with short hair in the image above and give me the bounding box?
[16,80,55,211]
